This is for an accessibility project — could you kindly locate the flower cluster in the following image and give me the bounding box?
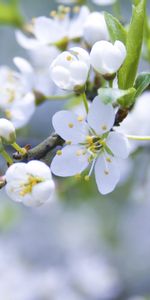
[0,0,149,207]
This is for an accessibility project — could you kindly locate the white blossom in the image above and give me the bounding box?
[90,40,126,76]
[51,96,129,195]
[15,6,89,50]
[83,12,109,46]
[118,91,150,151]
[50,47,90,91]
[0,118,16,144]
[92,0,117,5]
[0,60,35,129]
[5,161,55,207]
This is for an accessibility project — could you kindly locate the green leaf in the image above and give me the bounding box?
[104,12,127,44]
[0,0,24,27]
[118,0,146,89]
[98,87,136,108]
[134,72,150,98]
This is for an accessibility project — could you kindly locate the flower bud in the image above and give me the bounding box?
[5,160,55,207]
[0,118,16,144]
[83,12,109,46]
[90,40,126,76]
[50,47,90,92]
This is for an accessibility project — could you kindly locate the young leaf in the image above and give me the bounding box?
[134,73,150,98]
[98,87,136,107]
[118,0,146,90]
[104,12,127,44]
[0,0,24,27]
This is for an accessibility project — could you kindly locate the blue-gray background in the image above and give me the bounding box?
[0,1,150,300]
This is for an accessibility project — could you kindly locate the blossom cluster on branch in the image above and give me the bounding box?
[0,0,150,207]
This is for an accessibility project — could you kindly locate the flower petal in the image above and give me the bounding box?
[34,17,64,44]
[106,132,130,159]
[52,110,88,143]
[51,145,89,177]
[87,96,115,135]
[24,181,55,207]
[27,160,52,180]
[94,154,120,194]
[15,30,41,49]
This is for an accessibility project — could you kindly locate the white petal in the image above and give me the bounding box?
[34,17,63,44]
[13,57,33,74]
[5,163,27,182]
[51,65,71,90]
[94,154,120,195]
[87,96,115,135]
[70,61,89,85]
[27,160,52,180]
[69,6,90,39]
[15,30,41,49]
[106,132,130,159]
[52,110,88,143]
[24,181,55,207]
[51,145,89,177]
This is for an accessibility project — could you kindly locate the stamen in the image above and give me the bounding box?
[104,170,109,175]
[66,140,72,145]
[75,173,81,179]
[106,157,112,163]
[56,150,62,156]
[66,55,72,61]
[68,123,74,128]
[77,116,84,122]
[84,175,90,181]
[101,125,107,131]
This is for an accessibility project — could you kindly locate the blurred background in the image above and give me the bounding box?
[0,0,150,299]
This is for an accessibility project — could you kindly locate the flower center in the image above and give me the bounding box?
[19,175,44,196]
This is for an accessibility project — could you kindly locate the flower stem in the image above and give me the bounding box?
[81,92,89,113]
[127,135,150,141]
[1,150,13,165]
[12,142,27,155]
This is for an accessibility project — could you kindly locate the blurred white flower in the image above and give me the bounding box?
[5,161,55,207]
[16,6,89,50]
[90,40,126,76]
[50,47,90,91]
[92,0,117,5]
[0,59,35,129]
[0,118,16,145]
[51,96,129,195]
[118,91,150,151]
[70,256,121,299]
[83,12,109,46]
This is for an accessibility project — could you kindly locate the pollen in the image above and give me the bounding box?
[5,110,12,119]
[56,150,62,156]
[101,124,107,131]
[76,150,83,156]
[86,135,93,144]
[84,175,90,181]
[77,116,84,122]
[104,169,109,175]
[50,10,57,17]
[66,140,72,145]
[68,122,74,128]
[106,157,112,163]
[66,55,72,61]
[75,173,81,179]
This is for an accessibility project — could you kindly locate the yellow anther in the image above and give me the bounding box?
[68,123,74,128]
[106,157,112,163]
[101,125,107,131]
[77,116,84,122]
[75,173,81,179]
[56,150,62,156]
[66,55,72,61]
[5,110,12,119]
[19,176,43,196]
[64,7,70,13]
[50,10,57,17]
[73,6,80,13]
[84,175,90,181]
[66,140,72,145]
[100,140,106,146]
[104,170,109,175]
[76,150,83,156]
[86,135,93,144]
